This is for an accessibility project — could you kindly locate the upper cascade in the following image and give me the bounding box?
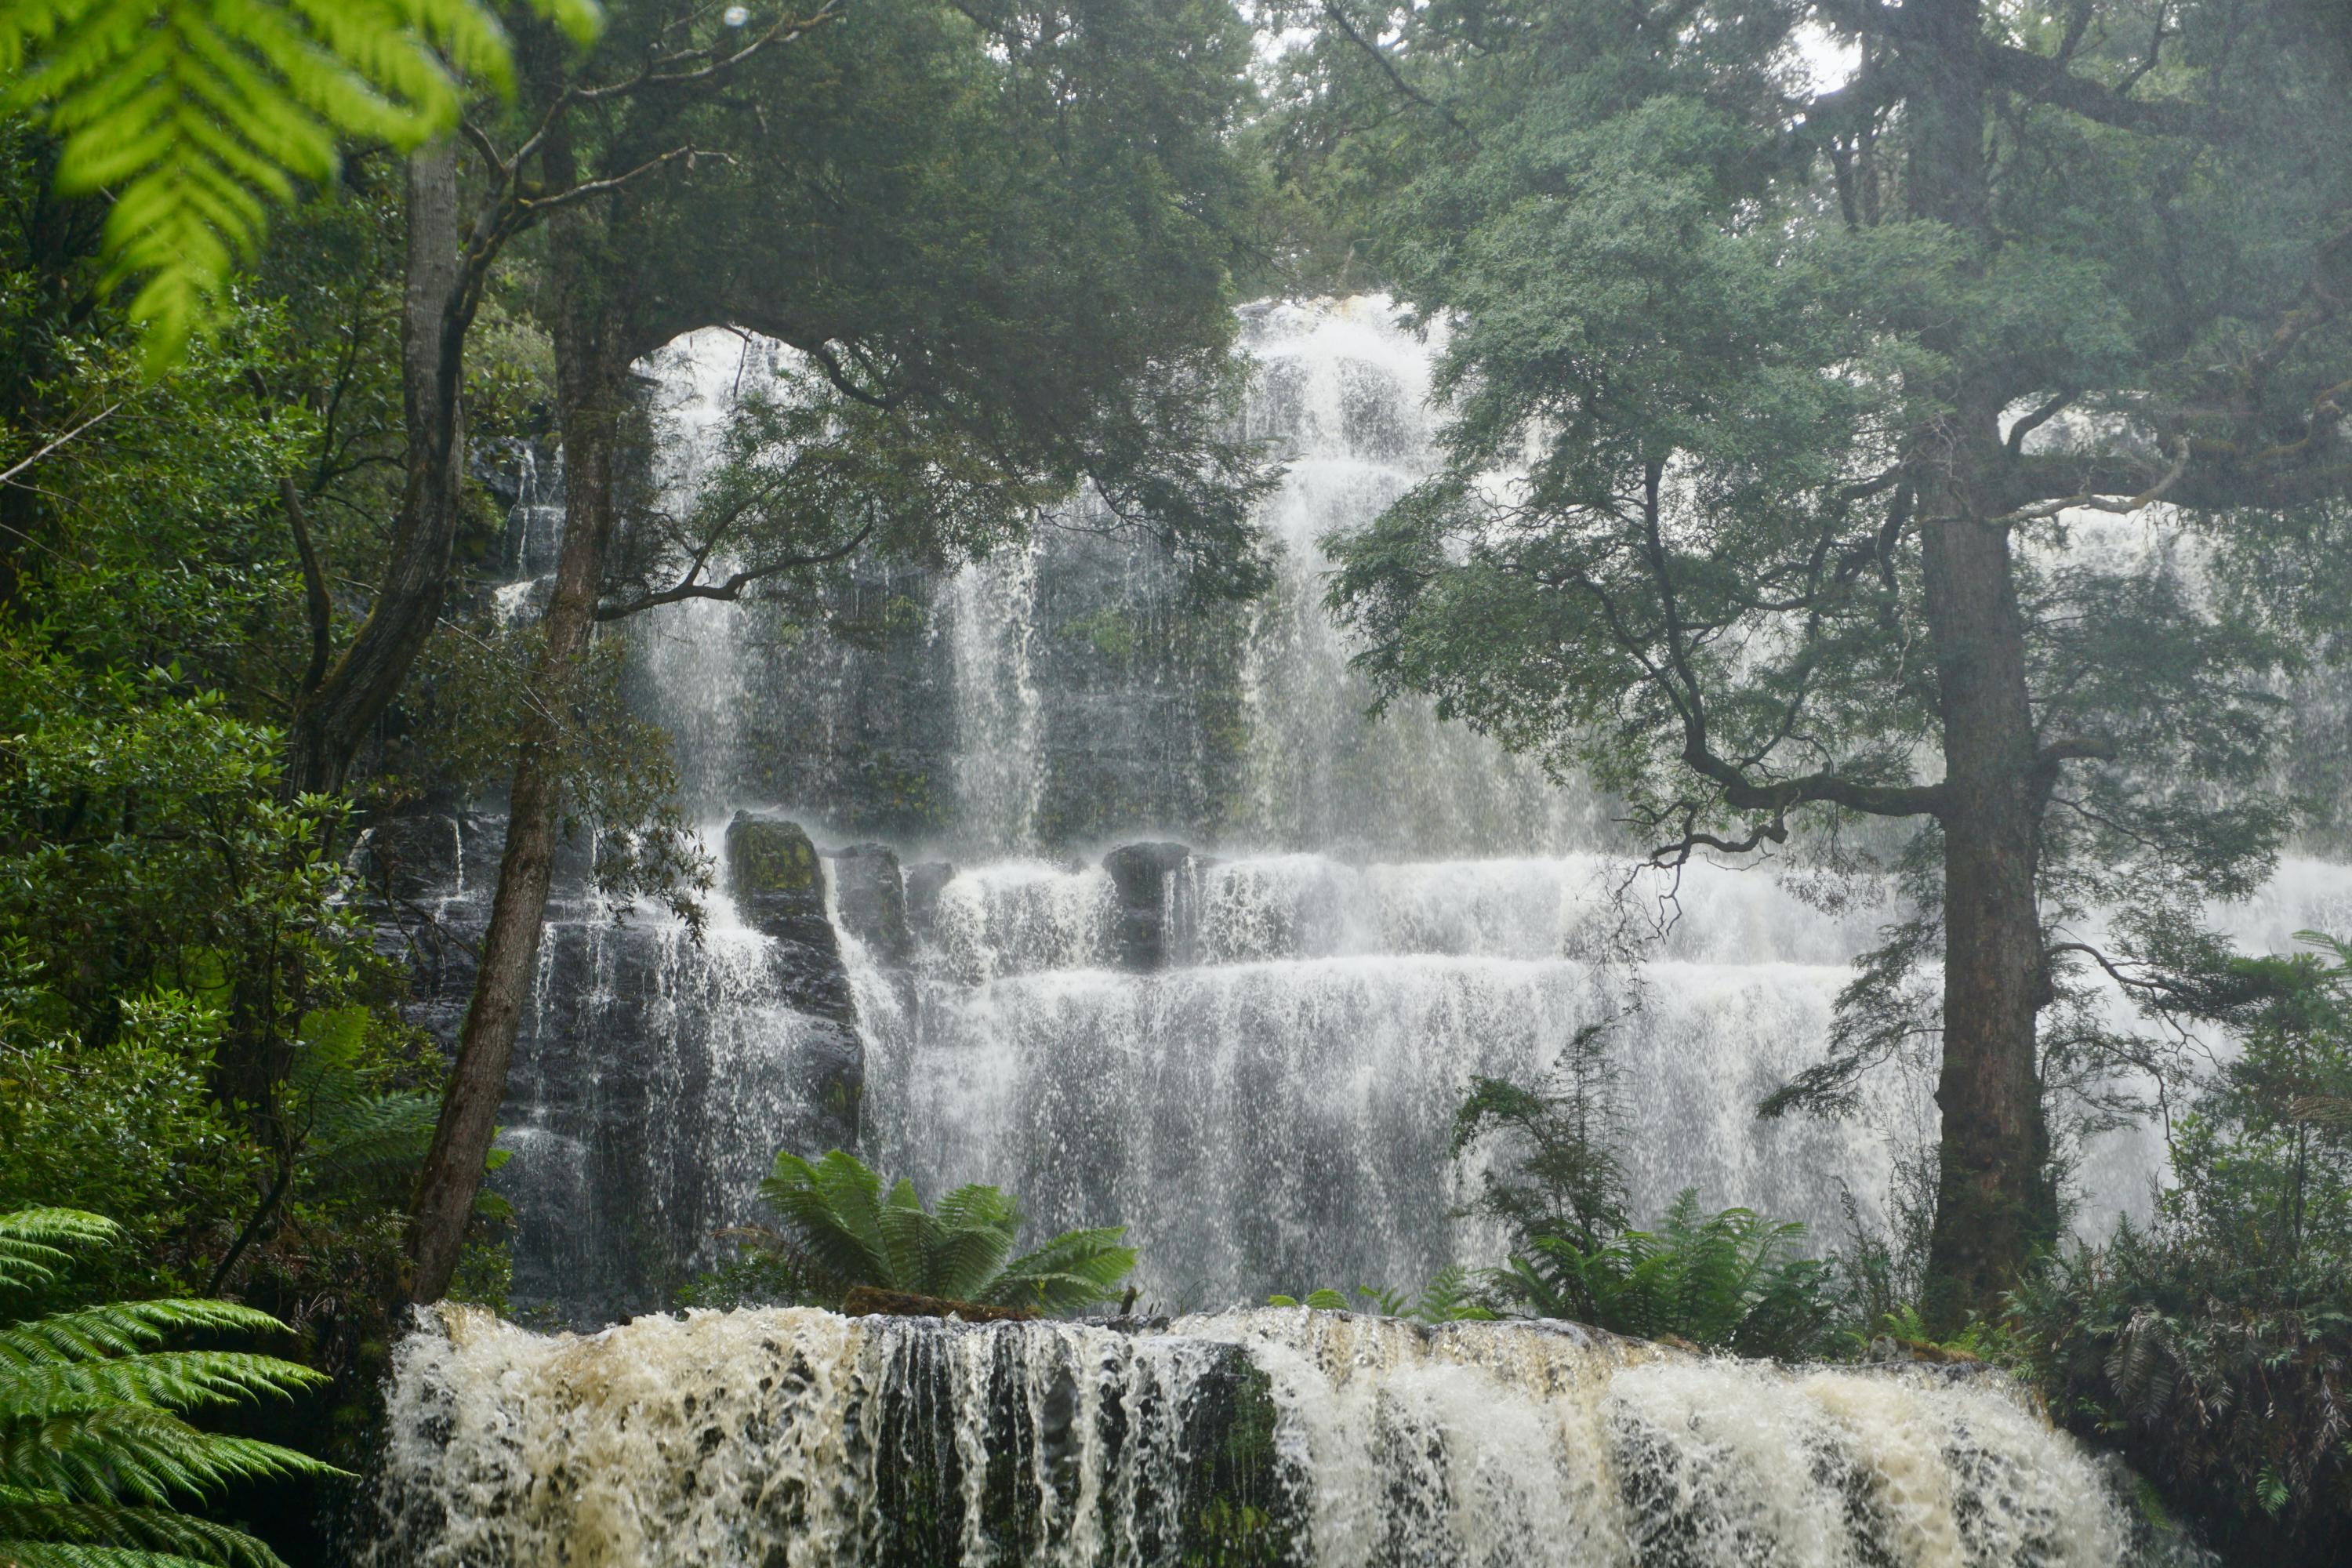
[427,298,2352,1326]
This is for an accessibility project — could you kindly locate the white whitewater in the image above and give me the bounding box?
[862,851,1900,1308]
[369,1304,2155,1567]
[467,299,2349,1312]
[383,299,2335,1563]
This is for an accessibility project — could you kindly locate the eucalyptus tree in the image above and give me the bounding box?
[407,0,1272,1301]
[1278,0,2352,1325]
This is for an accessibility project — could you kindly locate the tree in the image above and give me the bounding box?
[0,1207,336,1567]
[748,1149,1138,1312]
[0,147,481,1435]
[1279,0,2352,1327]
[405,0,1274,1302]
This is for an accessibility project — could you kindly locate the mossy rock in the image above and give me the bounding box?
[727,814,823,899]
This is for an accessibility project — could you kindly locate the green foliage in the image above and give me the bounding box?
[1450,1045,1838,1357]
[1269,1267,1497,1324]
[0,993,250,1302]
[1495,1192,1838,1359]
[2013,932,2352,1562]
[1282,0,2352,1319]
[0,157,461,1458]
[0,1206,339,1567]
[753,1149,1137,1314]
[583,0,1279,610]
[406,621,711,924]
[1450,1023,1626,1250]
[0,0,599,365]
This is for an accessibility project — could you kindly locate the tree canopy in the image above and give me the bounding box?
[1277,0,2352,1323]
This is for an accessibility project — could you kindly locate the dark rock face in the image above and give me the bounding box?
[379,809,866,1327]
[1102,840,1196,972]
[825,843,914,966]
[903,861,958,943]
[726,815,857,1024]
[1019,526,1253,848]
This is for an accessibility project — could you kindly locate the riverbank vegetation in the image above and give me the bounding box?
[2,1,2349,1564]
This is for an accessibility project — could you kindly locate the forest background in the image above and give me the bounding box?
[0,1,2349,1564]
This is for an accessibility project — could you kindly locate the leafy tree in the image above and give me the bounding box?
[0,144,483,1480]
[0,1207,337,1567]
[1279,0,2352,1328]
[407,0,1276,1301]
[2015,931,2352,1563]
[0,0,599,365]
[750,1149,1138,1314]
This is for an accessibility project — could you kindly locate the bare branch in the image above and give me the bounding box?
[596,519,877,620]
[517,146,702,215]
[280,477,333,698]
[1319,2,1473,141]
[1991,437,2189,526]
[1982,41,2215,138]
[575,2,845,100]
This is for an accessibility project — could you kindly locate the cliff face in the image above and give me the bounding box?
[370,811,865,1327]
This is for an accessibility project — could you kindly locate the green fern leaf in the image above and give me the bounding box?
[2,0,604,369]
[0,1210,341,1568]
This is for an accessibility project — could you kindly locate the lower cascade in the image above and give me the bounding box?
[369,1305,2159,1567]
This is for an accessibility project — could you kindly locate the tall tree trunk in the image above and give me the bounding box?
[1905,0,2058,1331]
[283,142,470,798]
[406,158,621,1305]
[1918,499,2056,1330]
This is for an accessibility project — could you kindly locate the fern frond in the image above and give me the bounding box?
[2,1349,325,1417]
[303,1092,437,1192]
[0,1210,332,1567]
[0,1542,219,1568]
[759,1151,1137,1313]
[988,1227,1135,1312]
[0,1213,116,1294]
[758,1152,893,1294]
[0,1302,290,1370]
[0,1481,285,1566]
[1,1410,336,1506]
[1,0,604,368]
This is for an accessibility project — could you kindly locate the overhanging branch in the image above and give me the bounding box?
[1982,42,2215,138]
[595,519,877,620]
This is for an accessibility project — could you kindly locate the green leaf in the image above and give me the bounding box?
[2,1,605,369]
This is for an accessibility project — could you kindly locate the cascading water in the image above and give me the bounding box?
[417,299,2352,1319]
[368,1305,2169,1566]
[372,297,2335,1560]
[860,851,1903,1309]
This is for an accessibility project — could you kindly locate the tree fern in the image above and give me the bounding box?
[0,0,601,367]
[0,1208,338,1568]
[756,1150,1137,1314]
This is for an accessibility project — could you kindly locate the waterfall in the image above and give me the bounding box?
[364,294,2343,1563]
[859,851,1903,1309]
[368,1305,2167,1567]
[414,299,2352,1325]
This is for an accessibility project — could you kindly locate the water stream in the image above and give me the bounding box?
[369,299,2342,1562]
[369,1304,2164,1566]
